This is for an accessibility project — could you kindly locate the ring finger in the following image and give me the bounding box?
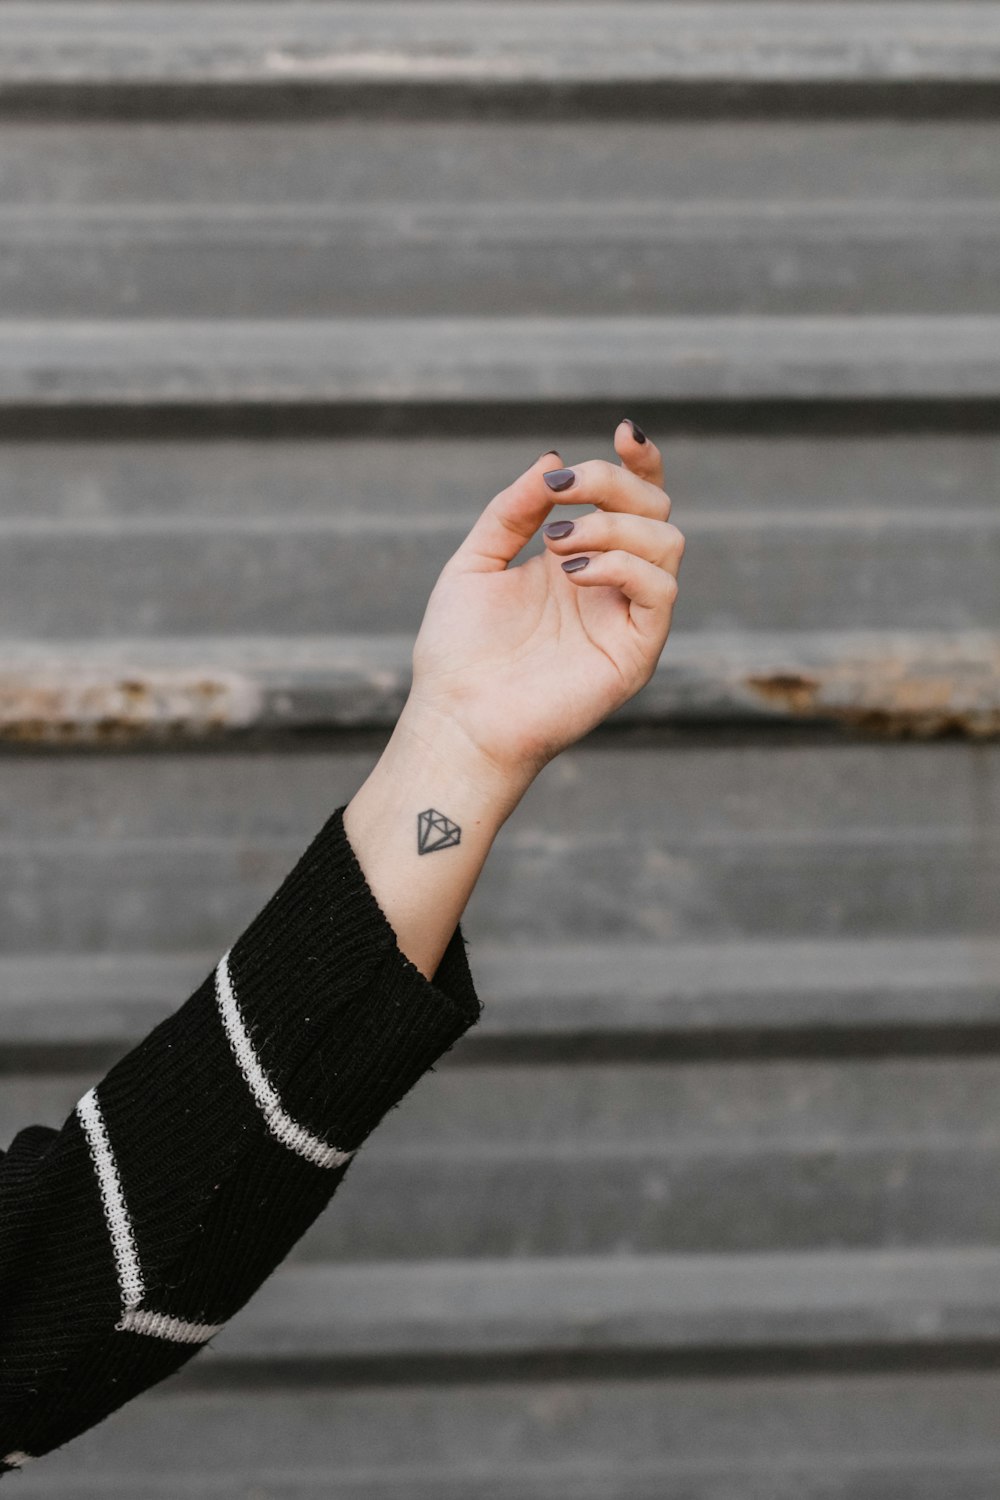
[542,509,686,578]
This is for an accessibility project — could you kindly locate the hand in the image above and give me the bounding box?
[344,419,682,978]
[403,418,685,799]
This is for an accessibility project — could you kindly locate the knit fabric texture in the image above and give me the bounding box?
[0,804,483,1475]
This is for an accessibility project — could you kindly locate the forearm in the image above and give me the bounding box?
[343,697,530,981]
[0,790,487,1468]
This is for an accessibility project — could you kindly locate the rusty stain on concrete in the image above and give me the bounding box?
[4,645,998,742]
[0,670,262,745]
[745,651,1000,739]
[745,671,822,716]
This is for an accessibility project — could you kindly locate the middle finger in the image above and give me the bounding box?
[542,458,671,522]
[542,509,686,577]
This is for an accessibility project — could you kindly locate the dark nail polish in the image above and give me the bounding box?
[543,519,575,539]
[562,556,590,573]
[539,449,563,463]
[543,468,576,492]
[625,419,647,444]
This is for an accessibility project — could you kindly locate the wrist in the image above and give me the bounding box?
[388,696,533,834]
[341,696,529,982]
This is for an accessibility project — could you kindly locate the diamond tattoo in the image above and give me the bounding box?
[417,808,462,855]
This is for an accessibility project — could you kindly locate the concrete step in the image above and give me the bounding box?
[0,428,994,518]
[4,120,996,213]
[6,201,1000,317]
[1,507,997,638]
[3,937,998,1062]
[10,1047,1000,1258]
[201,1248,1000,1361]
[4,3,999,116]
[2,629,998,742]
[9,1044,1000,1257]
[1,317,998,408]
[0,741,995,946]
[20,1369,1000,1497]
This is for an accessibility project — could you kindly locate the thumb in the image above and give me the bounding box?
[447,449,565,574]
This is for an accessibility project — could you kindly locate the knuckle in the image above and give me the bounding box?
[587,458,624,490]
[662,572,680,604]
[572,509,604,545]
[595,547,623,577]
[569,457,599,485]
[665,523,686,560]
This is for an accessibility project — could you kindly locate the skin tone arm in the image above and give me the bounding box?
[342,417,685,981]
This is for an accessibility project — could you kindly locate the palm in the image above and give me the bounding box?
[412,546,646,778]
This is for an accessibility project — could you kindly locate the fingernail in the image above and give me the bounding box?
[538,448,562,463]
[562,556,589,573]
[543,519,575,539]
[543,468,576,492]
[624,418,647,444]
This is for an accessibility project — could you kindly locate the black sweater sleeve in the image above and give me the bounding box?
[0,804,483,1476]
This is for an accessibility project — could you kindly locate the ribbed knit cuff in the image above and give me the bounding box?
[225,803,483,1151]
